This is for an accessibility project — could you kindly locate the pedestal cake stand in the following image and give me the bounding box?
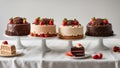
[86,34,116,51]
[29,35,56,57]
[4,34,26,49]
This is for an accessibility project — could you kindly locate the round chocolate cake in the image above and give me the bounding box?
[86,17,114,36]
[5,17,30,36]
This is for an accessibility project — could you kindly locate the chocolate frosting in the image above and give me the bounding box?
[6,23,30,36]
[13,17,23,24]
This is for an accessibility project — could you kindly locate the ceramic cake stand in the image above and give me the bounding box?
[86,35,116,51]
[29,36,56,57]
[4,34,26,49]
[59,37,86,51]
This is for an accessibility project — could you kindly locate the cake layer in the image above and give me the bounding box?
[86,24,113,36]
[59,34,83,40]
[31,24,56,34]
[59,25,83,36]
[6,23,30,36]
[71,47,85,57]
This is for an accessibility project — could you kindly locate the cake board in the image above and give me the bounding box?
[4,34,26,49]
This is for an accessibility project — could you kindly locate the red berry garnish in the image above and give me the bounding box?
[97,53,103,59]
[2,41,8,44]
[49,19,54,25]
[40,21,44,25]
[62,18,67,26]
[103,19,108,25]
[92,55,99,59]
[44,34,48,37]
[23,18,27,24]
[113,46,119,52]
[30,33,34,36]
[66,52,73,56]
[9,17,13,24]
[34,17,40,24]
[74,19,79,25]
[62,22,67,26]
[40,34,44,37]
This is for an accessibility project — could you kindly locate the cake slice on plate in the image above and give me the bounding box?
[0,41,16,56]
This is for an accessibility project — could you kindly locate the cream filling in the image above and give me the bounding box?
[59,25,83,36]
[31,24,56,34]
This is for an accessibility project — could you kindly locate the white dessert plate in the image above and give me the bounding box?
[0,50,23,57]
[68,54,91,59]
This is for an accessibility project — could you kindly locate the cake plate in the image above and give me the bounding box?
[4,34,26,49]
[86,35,116,51]
[29,35,57,57]
[58,36,86,51]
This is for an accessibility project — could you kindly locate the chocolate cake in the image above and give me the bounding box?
[86,17,114,36]
[5,17,30,36]
[71,43,85,57]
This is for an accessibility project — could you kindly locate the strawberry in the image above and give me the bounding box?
[30,33,34,36]
[40,20,44,25]
[49,19,54,25]
[44,34,48,37]
[62,22,67,26]
[113,46,119,52]
[92,55,99,59]
[66,52,73,56]
[40,34,44,37]
[74,19,79,25]
[103,19,108,25]
[9,17,13,24]
[34,17,40,24]
[91,17,96,21]
[97,53,103,59]
[62,18,67,26]
[23,18,27,24]
[2,41,8,44]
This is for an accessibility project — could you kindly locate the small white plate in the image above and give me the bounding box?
[0,50,23,57]
[68,54,91,59]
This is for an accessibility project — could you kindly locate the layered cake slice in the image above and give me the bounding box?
[0,41,16,56]
[58,18,84,39]
[71,43,85,57]
[30,17,57,37]
[5,17,30,36]
[86,17,114,36]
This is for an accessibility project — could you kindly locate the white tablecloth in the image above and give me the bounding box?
[0,39,120,68]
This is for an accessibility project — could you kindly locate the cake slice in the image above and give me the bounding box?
[71,43,85,57]
[0,41,16,56]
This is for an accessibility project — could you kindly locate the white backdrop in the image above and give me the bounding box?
[0,0,120,40]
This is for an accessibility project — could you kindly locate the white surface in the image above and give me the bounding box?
[0,39,120,68]
[0,0,120,39]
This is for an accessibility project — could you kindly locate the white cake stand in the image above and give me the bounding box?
[4,34,26,49]
[29,35,57,57]
[58,36,86,51]
[86,34,116,51]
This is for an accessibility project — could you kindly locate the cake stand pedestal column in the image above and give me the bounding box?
[86,35,116,51]
[4,34,25,49]
[41,38,50,57]
[67,40,73,51]
[16,36,25,49]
